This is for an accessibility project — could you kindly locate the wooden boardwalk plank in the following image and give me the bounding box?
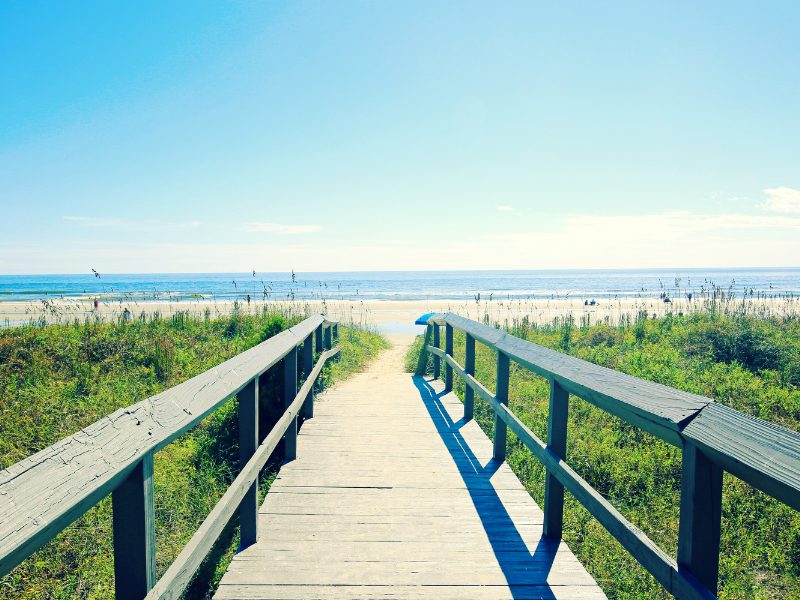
[214,341,606,600]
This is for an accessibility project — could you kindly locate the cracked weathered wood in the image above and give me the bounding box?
[426,313,710,447]
[144,347,339,600]
[0,314,331,578]
[425,314,800,509]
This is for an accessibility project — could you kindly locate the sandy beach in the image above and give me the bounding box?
[3,294,796,332]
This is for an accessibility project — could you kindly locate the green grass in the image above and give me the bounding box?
[407,310,800,600]
[0,308,387,600]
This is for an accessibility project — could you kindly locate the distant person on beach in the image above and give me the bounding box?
[124,307,131,321]
[94,299,98,309]
[247,294,251,305]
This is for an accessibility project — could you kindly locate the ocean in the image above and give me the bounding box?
[1,268,798,303]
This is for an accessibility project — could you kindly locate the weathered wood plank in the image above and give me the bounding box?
[465,333,476,421]
[0,315,335,578]
[112,452,156,600]
[215,584,608,600]
[427,313,708,446]
[214,349,606,600]
[677,443,723,595]
[144,347,339,600]
[544,380,568,540]
[238,376,259,549]
[680,401,800,512]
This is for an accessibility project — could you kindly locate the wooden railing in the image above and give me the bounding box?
[0,314,340,600]
[419,313,800,600]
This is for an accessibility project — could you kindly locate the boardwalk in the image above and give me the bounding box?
[215,337,606,600]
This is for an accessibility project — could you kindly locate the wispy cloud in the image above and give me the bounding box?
[244,222,321,234]
[63,216,121,227]
[762,187,800,213]
[497,206,514,211]
[63,216,201,231]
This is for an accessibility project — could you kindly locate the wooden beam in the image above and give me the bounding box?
[238,377,259,549]
[284,347,298,462]
[303,333,314,419]
[493,351,510,462]
[681,402,800,511]
[144,347,339,600]
[544,380,568,540]
[445,324,454,392]
[433,326,440,380]
[315,323,323,353]
[0,315,326,578]
[677,443,723,594]
[112,452,156,600]
[428,313,710,447]
[464,333,475,421]
[324,325,332,351]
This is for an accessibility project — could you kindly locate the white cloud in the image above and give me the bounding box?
[9,210,798,273]
[497,206,514,211]
[244,222,321,234]
[762,187,800,213]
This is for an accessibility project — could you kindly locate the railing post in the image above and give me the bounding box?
[678,442,723,594]
[464,333,475,421]
[315,323,323,353]
[112,451,156,600]
[493,351,510,462]
[303,333,314,419]
[433,325,440,380]
[324,324,332,351]
[544,379,569,539]
[238,376,258,548]
[284,346,298,461]
[445,324,453,392]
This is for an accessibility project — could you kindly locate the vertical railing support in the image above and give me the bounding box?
[324,324,332,351]
[433,325,440,380]
[303,333,314,419]
[315,323,323,353]
[445,324,453,392]
[678,442,723,594]
[112,452,156,600]
[332,323,340,360]
[238,376,259,548]
[544,379,569,539]
[493,351,510,462]
[464,333,475,421]
[284,346,298,461]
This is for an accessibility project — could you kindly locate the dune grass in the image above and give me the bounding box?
[407,308,800,600]
[0,308,387,600]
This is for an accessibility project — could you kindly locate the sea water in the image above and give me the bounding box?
[1,268,798,303]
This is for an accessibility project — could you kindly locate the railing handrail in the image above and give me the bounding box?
[0,314,339,590]
[421,312,800,600]
[144,344,340,600]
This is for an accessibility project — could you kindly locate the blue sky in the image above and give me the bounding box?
[1,1,798,274]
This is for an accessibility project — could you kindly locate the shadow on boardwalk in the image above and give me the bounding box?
[413,376,558,600]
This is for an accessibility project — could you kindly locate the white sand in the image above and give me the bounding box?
[4,294,794,330]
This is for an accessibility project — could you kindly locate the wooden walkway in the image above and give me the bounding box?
[215,340,606,600]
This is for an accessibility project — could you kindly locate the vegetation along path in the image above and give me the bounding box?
[215,335,606,599]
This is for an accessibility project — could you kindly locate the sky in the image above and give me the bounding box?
[1,0,799,274]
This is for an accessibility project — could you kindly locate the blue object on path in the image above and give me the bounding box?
[415,313,435,325]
